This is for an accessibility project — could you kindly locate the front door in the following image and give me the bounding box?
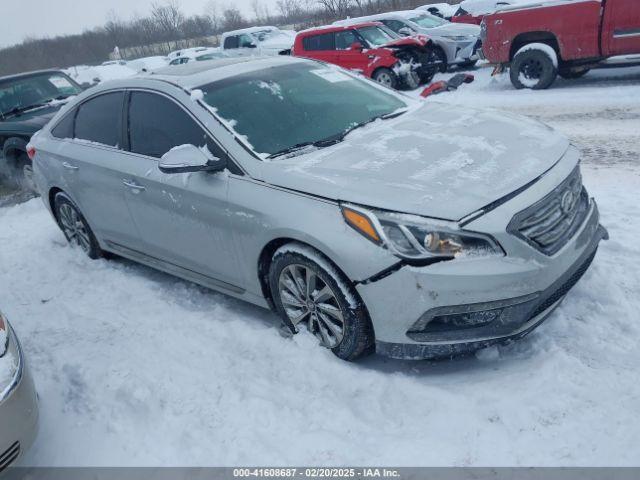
[334,29,369,73]
[120,90,242,289]
[603,0,640,56]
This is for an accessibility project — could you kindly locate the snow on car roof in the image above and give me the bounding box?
[222,26,280,38]
[299,22,384,34]
[493,0,599,14]
[333,10,429,26]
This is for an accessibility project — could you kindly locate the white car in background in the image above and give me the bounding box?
[221,26,296,56]
[168,48,227,65]
[334,10,481,70]
[127,56,170,73]
[167,46,211,60]
[417,2,459,19]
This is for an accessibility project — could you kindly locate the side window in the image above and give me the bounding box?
[302,33,335,51]
[239,34,254,48]
[382,20,406,33]
[335,30,358,50]
[224,36,239,49]
[51,110,76,139]
[128,91,213,159]
[74,92,124,147]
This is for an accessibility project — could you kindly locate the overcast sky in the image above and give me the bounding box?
[1,0,273,48]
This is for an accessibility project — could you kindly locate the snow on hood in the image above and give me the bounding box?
[260,103,569,221]
[258,31,296,51]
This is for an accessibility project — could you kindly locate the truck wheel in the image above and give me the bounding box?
[558,67,590,79]
[372,68,399,90]
[510,45,558,90]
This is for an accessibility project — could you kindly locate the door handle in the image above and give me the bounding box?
[122,180,146,192]
[62,162,79,171]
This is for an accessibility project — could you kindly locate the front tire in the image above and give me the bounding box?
[372,67,399,90]
[269,244,375,361]
[433,47,448,73]
[510,46,558,90]
[54,193,102,259]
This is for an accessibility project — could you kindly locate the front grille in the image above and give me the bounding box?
[0,441,20,473]
[509,167,589,255]
[529,248,597,319]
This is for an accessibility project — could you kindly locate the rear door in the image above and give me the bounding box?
[334,29,369,73]
[603,0,640,55]
[299,32,337,64]
[120,90,242,289]
[51,90,143,250]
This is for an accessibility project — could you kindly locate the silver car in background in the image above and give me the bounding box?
[0,311,38,471]
[31,57,607,361]
[334,10,482,70]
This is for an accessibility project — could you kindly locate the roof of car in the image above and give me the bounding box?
[221,26,279,38]
[297,21,384,35]
[0,69,68,83]
[333,10,427,25]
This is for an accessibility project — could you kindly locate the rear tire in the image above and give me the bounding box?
[510,47,558,90]
[269,244,375,361]
[54,193,102,259]
[372,67,399,90]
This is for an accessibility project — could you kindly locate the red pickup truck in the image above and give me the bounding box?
[481,0,640,89]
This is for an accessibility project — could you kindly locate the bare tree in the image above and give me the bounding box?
[221,7,247,31]
[204,0,222,34]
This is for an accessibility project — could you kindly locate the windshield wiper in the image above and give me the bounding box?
[3,102,50,118]
[267,109,408,159]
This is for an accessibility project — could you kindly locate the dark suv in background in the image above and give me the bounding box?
[0,70,83,192]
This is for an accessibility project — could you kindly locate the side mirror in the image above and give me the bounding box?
[350,41,363,51]
[159,144,226,174]
[398,27,413,37]
[246,42,257,49]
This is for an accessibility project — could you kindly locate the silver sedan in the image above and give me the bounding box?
[31,57,607,360]
[0,311,38,471]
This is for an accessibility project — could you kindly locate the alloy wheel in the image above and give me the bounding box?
[278,264,345,348]
[375,72,393,88]
[58,203,92,254]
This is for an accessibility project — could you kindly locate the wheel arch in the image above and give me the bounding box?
[257,237,365,314]
[510,32,561,62]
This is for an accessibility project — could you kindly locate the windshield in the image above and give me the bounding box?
[199,62,407,158]
[409,14,448,28]
[356,25,397,46]
[0,72,81,117]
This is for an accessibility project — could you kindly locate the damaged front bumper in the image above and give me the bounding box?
[356,200,608,360]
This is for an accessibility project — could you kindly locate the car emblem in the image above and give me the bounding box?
[560,190,576,214]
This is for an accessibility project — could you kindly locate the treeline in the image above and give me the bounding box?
[0,0,458,76]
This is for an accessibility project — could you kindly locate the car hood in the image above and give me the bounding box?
[0,104,61,134]
[260,103,569,221]
[260,33,296,51]
[382,35,430,48]
[419,22,481,37]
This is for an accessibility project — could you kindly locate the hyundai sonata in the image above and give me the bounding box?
[31,57,607,360]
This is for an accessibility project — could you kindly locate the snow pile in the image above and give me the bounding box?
[65,64,137,86]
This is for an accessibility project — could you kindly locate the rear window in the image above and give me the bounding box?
[302,33,335,51]
[224,36,239,49]
[74,92,124,147]
[51,110,75,139]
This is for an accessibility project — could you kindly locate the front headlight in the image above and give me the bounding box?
[341,204,503,264]
[0,311,8,357]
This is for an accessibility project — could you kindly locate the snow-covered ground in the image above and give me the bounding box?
[1,65,639,466]
[64,63,137,86]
